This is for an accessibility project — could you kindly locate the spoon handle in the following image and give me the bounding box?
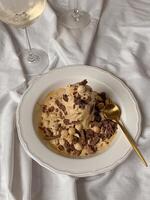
[117,121,148,167]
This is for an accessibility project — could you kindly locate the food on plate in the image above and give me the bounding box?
[37,80,118,157]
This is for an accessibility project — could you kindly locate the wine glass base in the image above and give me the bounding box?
[20,48,49,76]
[60,10,90,29]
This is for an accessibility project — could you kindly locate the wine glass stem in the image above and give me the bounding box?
[25,27,32,51]
[25,27,40,63]
[73,0,80,22]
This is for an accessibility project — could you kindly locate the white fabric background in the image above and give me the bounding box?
[0,0,150,199]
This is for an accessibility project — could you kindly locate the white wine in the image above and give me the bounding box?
[0,0,46,28]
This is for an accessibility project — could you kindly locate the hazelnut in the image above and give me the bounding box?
[59,138,65,146]
[75,124,82,131]
[66,135,73,144]
[74,143,82,151]
[42,112,49,119]
[53,123,59,129]
[80,148,88,156]
[61,129,68,138]
[50,139,59,145]
[53,131,59,136]
[97,140,106,150]
[43,120,49,127]
[68,127,76,135]
[77,85,86,94]
[74,133,80,138]
[91,126,100,133]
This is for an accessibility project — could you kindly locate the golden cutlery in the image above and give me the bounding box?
[103,103,148,167]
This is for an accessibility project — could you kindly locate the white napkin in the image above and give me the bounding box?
[0,0,150,200]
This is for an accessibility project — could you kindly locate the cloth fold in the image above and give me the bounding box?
[0,0,150,200]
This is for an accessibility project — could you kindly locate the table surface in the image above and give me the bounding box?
[0,0,150,200]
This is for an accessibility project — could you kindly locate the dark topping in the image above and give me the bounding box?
[59,112,63,119]
[42,105,47,113]
[74,95,88,109]
[99,119,117,140]
[77,93,81,98]
[39,126,60,140]
[87,96,91,102]
[56,108,59,112]
[90,145,97,152]
[64,139,75,152]
[48,106,54,112]
[73,91,77,96]
[75,128,80,134]
[57,124,61,128]
[86,145,95,154]
[40,122,43,126]
[90,105,94,114]
[55,100,67,115]
[74,86,78,91]
[74,97,80,105]
[71,120,79,125]
[42,128,53,139]
[94,115,101,122]
[85,129,94,139]
[89,135,100,146]
[95,104,100,111]
[63,94,69,102]
[72,135,79,144]
[47,135,60,140]
[90,121,99,128]
[97,102,105,110]
[58,145,64,151]
[94,110,101,122]
[63,119,70,125]
[79,130,87,145]
[78,79,88,85]
[39,126,46,132]
[101,135,106,141]
[72,150,81,156]
[99,92,106,101]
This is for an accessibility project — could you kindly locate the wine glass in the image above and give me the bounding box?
[0,0,49,76]
[60,0,90,29]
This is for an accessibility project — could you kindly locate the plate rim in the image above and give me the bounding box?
[16,65,141,177]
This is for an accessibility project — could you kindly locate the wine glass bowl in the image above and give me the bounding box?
[0,0,46,28]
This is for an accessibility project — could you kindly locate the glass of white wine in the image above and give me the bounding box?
[60,0,90,29]
[0,0,49,76]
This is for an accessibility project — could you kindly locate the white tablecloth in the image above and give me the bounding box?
[0,0,150,199]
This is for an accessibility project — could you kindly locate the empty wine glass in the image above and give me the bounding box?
[0,0,49,76]
[60,0,90,29]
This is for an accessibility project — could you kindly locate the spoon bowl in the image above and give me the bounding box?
[104,103,121,121]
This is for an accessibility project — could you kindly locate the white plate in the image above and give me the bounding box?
[16,65,141,177]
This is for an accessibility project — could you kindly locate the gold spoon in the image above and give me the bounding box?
[103,103,148,167]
